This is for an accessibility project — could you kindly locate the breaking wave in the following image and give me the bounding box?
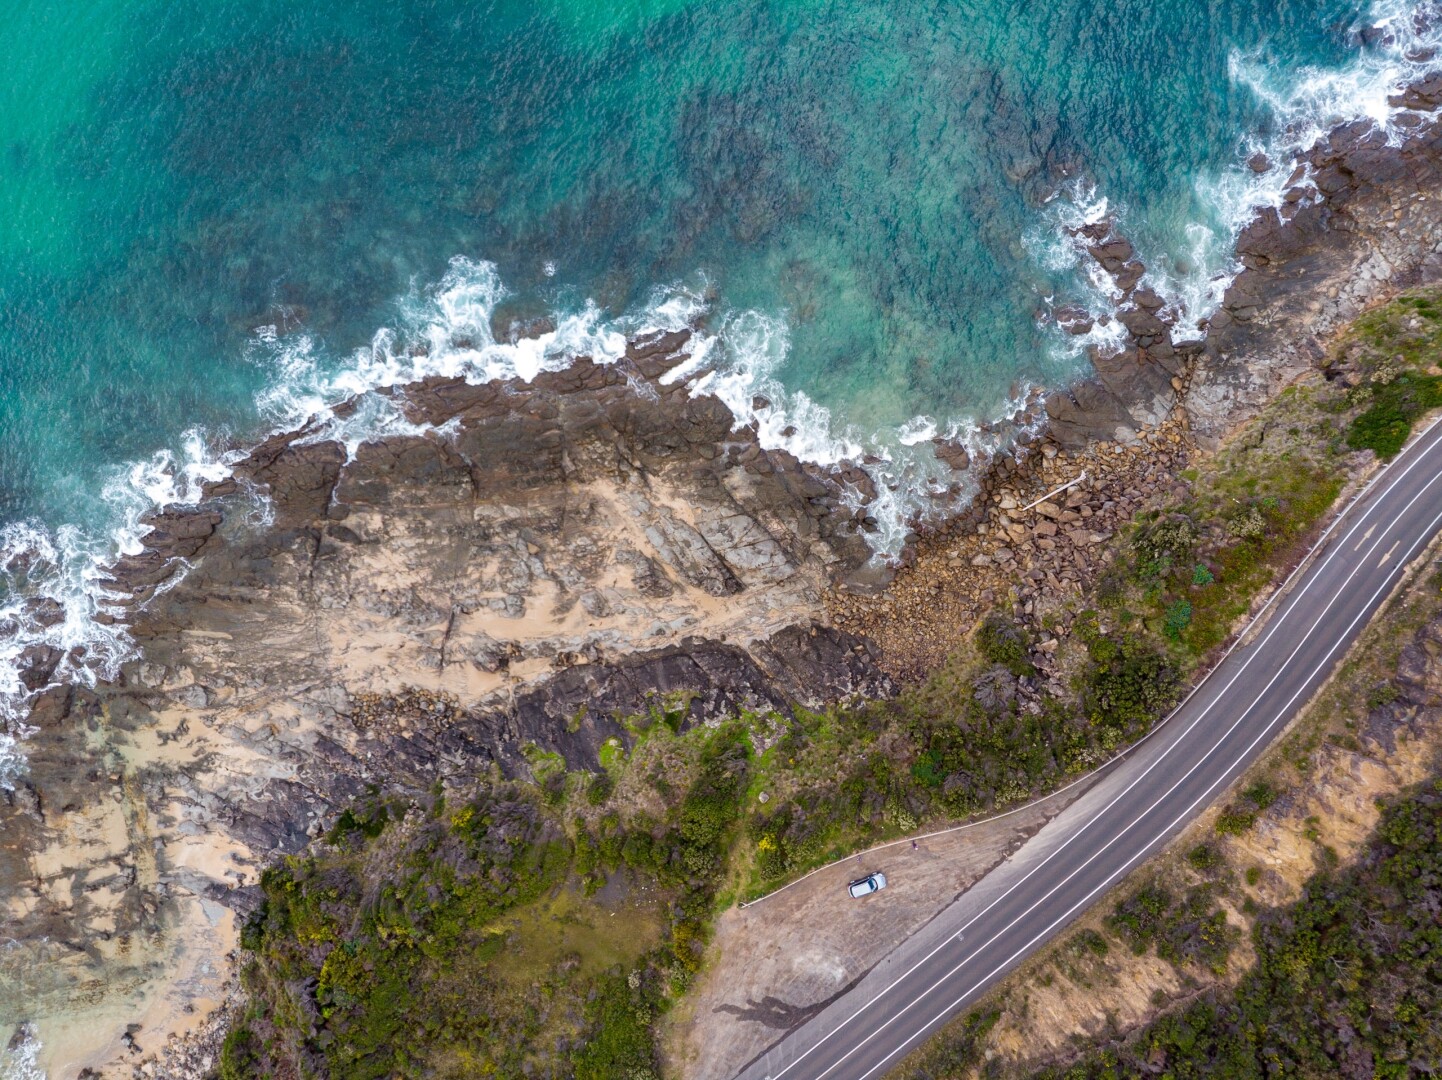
[0,1022,43,1080]
[0,256,1014,784]
[1030,0,1442,354]
[6,1,1442,787]
[252,258,999,552]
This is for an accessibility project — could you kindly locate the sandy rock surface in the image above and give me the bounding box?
[0,331,894,1077]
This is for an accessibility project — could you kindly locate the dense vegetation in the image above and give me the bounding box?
[222,723,751,1079]
[1336,289,1442,458]
[903,780,1442,1080]
[1042,780,1442,1079]
[740,615,1179,895]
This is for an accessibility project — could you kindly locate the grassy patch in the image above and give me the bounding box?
[1333,288,1442,458]
[230,721,751,1078]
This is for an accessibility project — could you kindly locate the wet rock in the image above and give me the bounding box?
[1054,306,1095,335]
[931,438,972,471]
[234,439,346,528]
[1114,260,1146,292]
[1087,236,1134,271]
[17,645,63,692]
[1389,70,1442,111]
[22,597,65,628]
[1193,100,1442,445]
[1043,380,1137,448]
[1132,288,1165,312]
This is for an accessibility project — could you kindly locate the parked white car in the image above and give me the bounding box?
[847,872,887,898]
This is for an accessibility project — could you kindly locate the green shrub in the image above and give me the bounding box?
[1227,505,1267,540]
[1347,372,1442,459]
[571,972,660,1080]
[327,799,391,845]
[1215,807,1257,835]
[910,748,947,788]
[1072,928,1110,957]
[976,612,1033,676]
[1348,399,1412,457]
[587,772,614,805]
[1108,883,1235,973]
[1133,515,1198,574]
[1083,632,1179,736]
[217,1021,264,1080]
[1186,843,1222,873]
[1163,599,1193,640]
[1366,681,1401,708]
[1108,884,1173,954]
[1241,780,1277,811]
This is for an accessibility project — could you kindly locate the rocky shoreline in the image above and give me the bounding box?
[9,84,1442,1077]
[841,83,1442,674]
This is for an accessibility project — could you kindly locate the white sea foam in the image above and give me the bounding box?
[1,256,992,784]
[1024,180,1129,355]
[1033,0,1442,357]
[0,1024,42,1080]
[251,257,631,451]
[30,0,1438,767]
[251,259,999,559]
[1232,0,1442,155]
[0,428,242,786]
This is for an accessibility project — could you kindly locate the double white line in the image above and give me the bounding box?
[754,416,1442,1080]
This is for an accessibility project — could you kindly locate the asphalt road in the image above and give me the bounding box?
[734,415,1442,1080]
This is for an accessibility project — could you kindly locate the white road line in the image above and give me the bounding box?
[754,418,1442,1080]
[829,477,1442,1080]
[852,497,1442,1080]
[742,417,1442,915]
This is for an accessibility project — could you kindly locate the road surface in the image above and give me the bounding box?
[734,416,1442,1080]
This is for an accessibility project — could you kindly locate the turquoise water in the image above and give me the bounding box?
[0,0,1437,737]
[0,1,1439,1065]
[0,0,1406,515]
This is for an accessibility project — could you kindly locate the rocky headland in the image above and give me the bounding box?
[8,84,1442,1078]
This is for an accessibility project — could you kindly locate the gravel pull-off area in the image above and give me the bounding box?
[667,785,1091,1080]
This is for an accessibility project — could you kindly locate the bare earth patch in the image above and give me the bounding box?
[665,785,1090,1080]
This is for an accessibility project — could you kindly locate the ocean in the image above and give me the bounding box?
[0,0,1439,792]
